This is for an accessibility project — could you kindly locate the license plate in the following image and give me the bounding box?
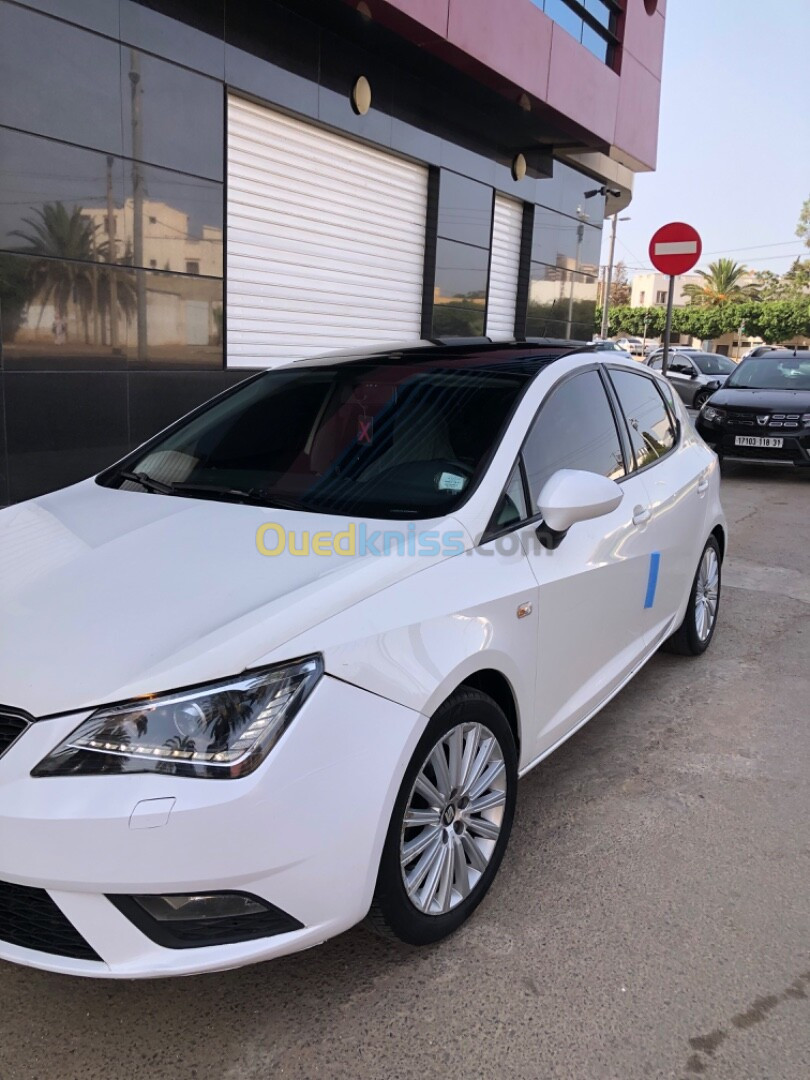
[734,436,784,448]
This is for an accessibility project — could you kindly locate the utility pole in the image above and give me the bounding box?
[105,154,119,350]
[600,212,619,339]
[566,207,587,338]
[129,49,147,364]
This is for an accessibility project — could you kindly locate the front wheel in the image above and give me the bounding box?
[664,536,721,655]
[693,389,712,411]
[369,688,517,945]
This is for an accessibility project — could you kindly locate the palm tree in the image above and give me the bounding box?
[683,258,758,306]
[11,202,137,347]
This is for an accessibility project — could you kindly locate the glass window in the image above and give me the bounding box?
[0,130,223,277]
[649,357,663,370]
[581,23,609,63]
[437,171,493,250]
[526,263,597,341]
[536,162,606,225]
[725,357,810,391]
[584,0,614,30]
[543,0,584,41]
[609,369,677,469]
[0,252,223,371]
[523,369,626,504]
[489,464,528,533]
[108,362,530,519]
[0,4,122,154]
[532,206,601,277]
[121,49,224,180]
[433,239,488,337]
[668,358,694,375]
[693,354,735,376]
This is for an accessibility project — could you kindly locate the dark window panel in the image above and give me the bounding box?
[120,1,225,79]
[437,171,493,250]
[225,0,319,120]
[532,205,601,277]
[523,369,625,502]
[0,131,223,276]
[123,162,223,276]
[0,128,125,260]
[4,370,129,501]
[433,238,489,311]
[608,369,676,470]
[14,0,119,38]
[121,48,223,180]
[1,253,222,371]
[0,4,122,154]
[0,376,8,507]
[432,305,485,338]
[536,162,606,225]
[128,369,249,446]
[526,261,596,340]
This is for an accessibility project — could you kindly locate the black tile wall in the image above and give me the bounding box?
[0,0,605,502]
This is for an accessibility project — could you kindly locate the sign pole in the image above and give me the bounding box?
[661,275,676,376]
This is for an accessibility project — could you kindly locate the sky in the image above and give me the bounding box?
[602,0,810,280]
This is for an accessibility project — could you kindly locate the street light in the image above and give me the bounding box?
[600,214,630,340]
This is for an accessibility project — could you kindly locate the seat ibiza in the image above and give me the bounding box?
[0,343,725,978]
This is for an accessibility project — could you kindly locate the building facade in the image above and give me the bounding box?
[630,271,703,309]
[0,0,665,503]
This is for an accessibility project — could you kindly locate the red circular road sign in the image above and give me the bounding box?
[649,222,702,276]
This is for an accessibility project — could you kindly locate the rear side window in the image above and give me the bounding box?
[609,369,676,470]
[522,369,626,505]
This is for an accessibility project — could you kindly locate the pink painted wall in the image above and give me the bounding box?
[348,0,665,172]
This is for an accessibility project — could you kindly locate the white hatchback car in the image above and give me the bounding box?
[0,342,725,978]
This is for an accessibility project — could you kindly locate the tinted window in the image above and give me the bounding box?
[437,171,493,250]
[692,354,736,376]
[433,239,488,337]
[725,357,810,391]
[0,4,122,153]
[610,370,676,469]
[669,358,694,375]
[113,363,528,518]
[489,464,528,533]
[522,370,625,503]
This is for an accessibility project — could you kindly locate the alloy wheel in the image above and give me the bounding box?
[695,546,719,641]
[400,722,506,916]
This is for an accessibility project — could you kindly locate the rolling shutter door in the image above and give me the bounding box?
[485,194,523,340]
[227,96,428,366]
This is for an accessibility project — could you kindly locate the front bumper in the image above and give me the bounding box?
[0,676,426,978]
[696,421,810,465]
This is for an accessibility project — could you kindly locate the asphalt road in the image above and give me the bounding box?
[1,461,808,1080]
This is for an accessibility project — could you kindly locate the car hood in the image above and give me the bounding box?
[707,387,810,410]
[0,481,470,717]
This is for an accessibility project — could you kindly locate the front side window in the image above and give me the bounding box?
[522,369,626,506]
[107,361,529,519]
[693,354,735,376]
[609,369,676,470]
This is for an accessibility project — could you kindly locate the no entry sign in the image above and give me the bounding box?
[649,222,702,276]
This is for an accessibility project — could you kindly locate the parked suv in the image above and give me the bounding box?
[647,351,735,410]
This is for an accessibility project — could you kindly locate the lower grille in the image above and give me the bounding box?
[0,879,102,961]
[0,706,31,760]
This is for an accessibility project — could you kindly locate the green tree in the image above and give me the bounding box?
[609,261,631,307]
[797,194,810,249]
[682,258,758,306]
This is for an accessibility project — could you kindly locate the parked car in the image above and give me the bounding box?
[696,348,810,467]
[615,336,646,358]
[592,339,625,352]
[647,350,736,410]
[0,342,725,978]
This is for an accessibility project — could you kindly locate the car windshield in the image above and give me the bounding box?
[725,356,810,391]
[108,359,530,519]
[693,354,735,376]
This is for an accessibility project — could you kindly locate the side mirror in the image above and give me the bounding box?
[690,368,700,378]
[535,469,623,549]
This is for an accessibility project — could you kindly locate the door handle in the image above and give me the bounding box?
[632,506,651,526]
[697,477,709,494]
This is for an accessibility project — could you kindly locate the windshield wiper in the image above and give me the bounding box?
[117,471,307,509]
[117,469,175,495]
[159,481,308,510]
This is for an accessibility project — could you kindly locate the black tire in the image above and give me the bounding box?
[368,687,517,945]
[664,535,722,656]
[693,389,711,411]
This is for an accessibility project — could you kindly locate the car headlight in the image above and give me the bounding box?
[700,405,726,423]
[32,656,323,780]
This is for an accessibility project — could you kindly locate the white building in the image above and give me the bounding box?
[630,272,703,308]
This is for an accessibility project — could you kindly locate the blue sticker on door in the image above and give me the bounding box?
[644,552,661,609]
